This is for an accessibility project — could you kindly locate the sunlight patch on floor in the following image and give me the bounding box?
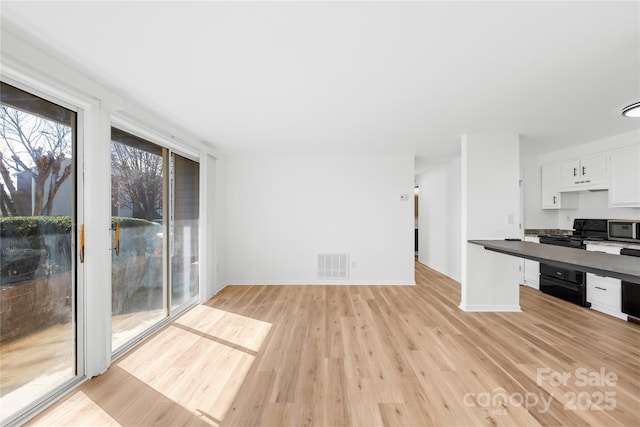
[113,306,272,424]
[111,309,166,352]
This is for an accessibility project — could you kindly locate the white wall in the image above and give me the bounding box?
[417,158,461,281]
[560,191,640,227]
[461,134,521,312]
[521,154,558,229]
[523,130,640,230]
[202,154,229,301]
[225,155,415,285]
[539,130,639,164]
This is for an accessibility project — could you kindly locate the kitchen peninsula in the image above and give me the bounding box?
[469,240,640,283]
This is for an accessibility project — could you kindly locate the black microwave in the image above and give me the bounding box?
[608,220,638,242]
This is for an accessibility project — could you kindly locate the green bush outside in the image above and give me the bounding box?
[0,216,72,237]
[110,216,158,229]
[1,216,160,284]
[1,216,73,283]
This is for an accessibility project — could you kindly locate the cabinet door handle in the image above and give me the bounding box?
[595,286,607,291]
[573,167,577,177]
[582,166,586,176]
[553,196,556,204]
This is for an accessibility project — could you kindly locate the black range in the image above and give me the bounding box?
[538,219,609,307]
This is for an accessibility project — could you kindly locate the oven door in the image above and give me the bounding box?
[540,275,589,307]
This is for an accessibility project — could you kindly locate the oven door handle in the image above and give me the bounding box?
[554,281,581,292]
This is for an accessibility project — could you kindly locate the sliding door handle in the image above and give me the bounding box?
[79,224,85,263]
[114,223,120,256]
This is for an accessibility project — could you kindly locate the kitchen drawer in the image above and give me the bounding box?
[585,244,621,255]
[587,273,621,310]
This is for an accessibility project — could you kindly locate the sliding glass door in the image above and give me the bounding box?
[0,82,79,421]
[171,154,199,311]
[0,84,201,423]
[110,128,199,354]
[110,128,168,353]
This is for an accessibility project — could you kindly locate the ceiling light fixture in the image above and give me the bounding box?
[622,101,640,117]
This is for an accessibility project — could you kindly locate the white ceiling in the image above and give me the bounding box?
[2,1,639,172]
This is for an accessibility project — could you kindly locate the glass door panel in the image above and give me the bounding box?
[171,154,199,310]
[0,82,77,421]
[110,128,167,353]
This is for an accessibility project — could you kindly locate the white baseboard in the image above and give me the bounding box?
[458,304,522,312]
[416,259,461,283]
[224,280,416,286]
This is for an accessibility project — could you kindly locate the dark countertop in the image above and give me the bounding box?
[468,240,640,283]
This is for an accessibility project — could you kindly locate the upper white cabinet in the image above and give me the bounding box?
[608,145,640,207]
[559,153,608,190]
[582,154,609,184]
[540,145,639,209]
[541,163,578,209]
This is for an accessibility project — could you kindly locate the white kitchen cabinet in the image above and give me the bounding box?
[581,153,609,184]
[523,236,540,289]
[608,144,640,207]
[541,163,577,209]
[560,159,580,187]
[559,153,609,190]
[586,273,625,320]
[585,243,625,320]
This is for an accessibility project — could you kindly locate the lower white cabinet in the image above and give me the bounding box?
[586,273,626,320]
[523,236,539,289]
[585,243,625,320]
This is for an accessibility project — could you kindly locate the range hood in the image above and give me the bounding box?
[560,187,608,194]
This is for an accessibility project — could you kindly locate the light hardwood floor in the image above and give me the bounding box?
[29,261,639,426]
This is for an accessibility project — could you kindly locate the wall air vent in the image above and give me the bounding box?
[317,253,349,280]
